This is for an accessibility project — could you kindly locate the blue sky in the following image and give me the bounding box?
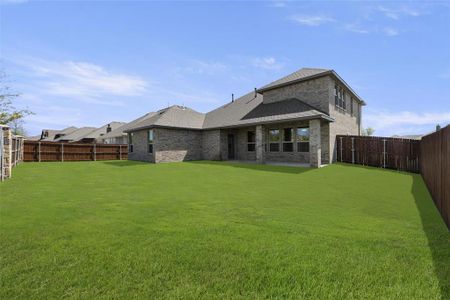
[1,0,449,136]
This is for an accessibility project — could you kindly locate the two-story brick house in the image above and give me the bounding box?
[125,68,365,167]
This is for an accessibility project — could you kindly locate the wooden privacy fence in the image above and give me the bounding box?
[336,135,420,173]
[23,141,127,162]
[420,125,450,229]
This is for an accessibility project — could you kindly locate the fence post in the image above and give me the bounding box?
[383,139,386,168]
[351,137,355,164]
[119,145,122,160]
[38,141,41,162]
[61,143,64,162]
[339,136,343,162]
[93,144,96,161]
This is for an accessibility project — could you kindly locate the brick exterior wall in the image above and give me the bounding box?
[262,76,331,113]
[326,77,361,162]
[127,129,155,162]
[154,128,202,163]
[201,130,221,160]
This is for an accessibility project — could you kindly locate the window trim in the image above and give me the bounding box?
[128,133,134,153]
[268,128,280,152]
[296,127,310,153]
[147,129,154,154]
[335,84,347,112]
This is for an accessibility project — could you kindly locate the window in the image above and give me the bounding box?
[283,128,293,152]
[148,129,154,154]
[269,129,280,152]
[296,127,309,152]
[342,90,346,110]
[350,97,354,116]
[247,131,255,152]
[335,85,346,111]
[128,133,134,153]
[334,85,339,107]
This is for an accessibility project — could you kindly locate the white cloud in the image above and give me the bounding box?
[364,110,450,135]
[382,27,399,36]
[289,15,335,26]
[251,57,283,70]
[377,6,423,20]
[7,57,149,107]
[343,23,370,34]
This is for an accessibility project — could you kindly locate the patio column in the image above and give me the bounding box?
[256,125,265,164]
[309,119,321,168]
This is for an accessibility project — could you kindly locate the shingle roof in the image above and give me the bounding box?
[83,122,125,139]
[55,127,97,142]
[259,68,330,91]
[202,92,263,129]
[41,126,78,141]
[203,95,332,129]
[101,112,157,139]
[125,106,205,132]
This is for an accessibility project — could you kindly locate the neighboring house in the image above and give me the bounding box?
[125,68,365,167]
[40,126,78,141]
[80,122,125,143]
[55,122,125,143]
[101,113,157,144]
[55,127,98,143]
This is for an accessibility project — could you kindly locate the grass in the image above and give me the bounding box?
[0,161,449,299]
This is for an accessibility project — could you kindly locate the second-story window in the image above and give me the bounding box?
[350,97,354,116]
[335,85,346,111]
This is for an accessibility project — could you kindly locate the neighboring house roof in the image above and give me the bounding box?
[101,112,157,140]
[25,135,41,141]
[257,67,366,105]
[125,106,205,132]
[83,122,125,140]
[41,126,78,141]
[391,134,424,140]
[55,127,97,142]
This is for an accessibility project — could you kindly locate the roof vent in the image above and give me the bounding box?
[106,124,112,133]
[254,88,257,98]
[232,93,234,102]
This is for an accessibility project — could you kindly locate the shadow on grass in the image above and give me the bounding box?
[411,174,450,299]
[100,160,149,167]
[187,160,313,174]
[333,163,449,297]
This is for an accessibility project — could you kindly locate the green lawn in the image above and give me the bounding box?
[0,161,449,299]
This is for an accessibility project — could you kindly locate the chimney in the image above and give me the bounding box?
[232,93,234,102]
[107,124,112,133]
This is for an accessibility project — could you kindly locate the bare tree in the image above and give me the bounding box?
[0,72,34,125]
[362,127,375,136]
